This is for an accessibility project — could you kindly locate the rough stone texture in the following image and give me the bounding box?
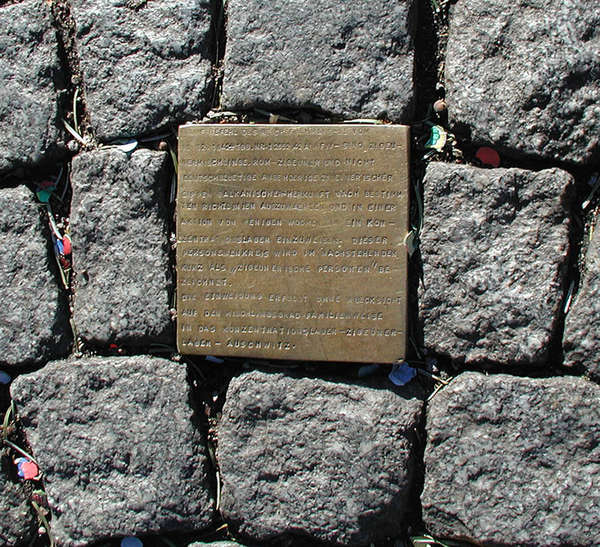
[71,0,214,141]
[222,0,416,121]
[10,356,214,546]
[0,0,63,174]
[422,372,600,546]
[446,0,600,165]
[0,186,71,367]
[217,371,424,545]
[71,148,172,347]
[564,219,600,377]
[0,463,36,546]
[420,162,572,366]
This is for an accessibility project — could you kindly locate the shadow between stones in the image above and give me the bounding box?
[210,0,227,109]
[412,0,440,121]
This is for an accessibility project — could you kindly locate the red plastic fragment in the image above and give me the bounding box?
[475,146,501,168]
[16,458,39,480]
[62,234,72,256]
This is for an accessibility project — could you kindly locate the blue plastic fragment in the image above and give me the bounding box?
[205,355,224,364]
[121,537,143,547]
[54,238,64,255]
[0,370,11,384]
[388,362,417,386]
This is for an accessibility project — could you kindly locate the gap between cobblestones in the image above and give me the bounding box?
[210,0,227,110]
[49,0,95,148]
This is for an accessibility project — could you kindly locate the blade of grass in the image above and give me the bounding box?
[168,143,178,175]
[416,368,449,385]
[170,172,177,204]
[2,402,14,441]
[138,133,171,143]
[31,500,55,547]
[427,383,445,401]
[70,318,82,353]
[46,204,62,239]
[564,280,575,314]
[3,439,38,464]
[411,535,453,547]
[159,537,177,547]
[414,180,424,234]
[63,120,86,146]
[409,336,423,360]
[342,118,384,124]
[59,164,70,202]
[72,87,80,136]
[215,470,221,511]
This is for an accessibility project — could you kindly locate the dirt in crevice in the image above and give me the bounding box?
[412,0,444,121]
[183,356,243,545]
[49,0,95,147]
[407,0,450,367]
[210,0,228,109]
[405,397,430,541]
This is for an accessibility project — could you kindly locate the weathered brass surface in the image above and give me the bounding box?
[176,124,409,363]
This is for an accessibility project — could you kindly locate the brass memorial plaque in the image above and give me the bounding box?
[176,124,409,363]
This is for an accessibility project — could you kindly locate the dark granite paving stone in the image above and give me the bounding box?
[564,218,600,378]
[422,371,600,546]
[420,162,572,367]
[445,0,600,164]
[0,0,63,174]
[217,370,424,545]
[222,0,417,122]
[71,0,214,141]
[70,148,173,348]
[0,186,71,367]
[10,356,215,546]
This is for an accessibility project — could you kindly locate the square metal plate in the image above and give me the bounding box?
[176,124,409,363]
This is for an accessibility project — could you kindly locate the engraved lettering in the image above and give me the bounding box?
[176,124,409,362]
